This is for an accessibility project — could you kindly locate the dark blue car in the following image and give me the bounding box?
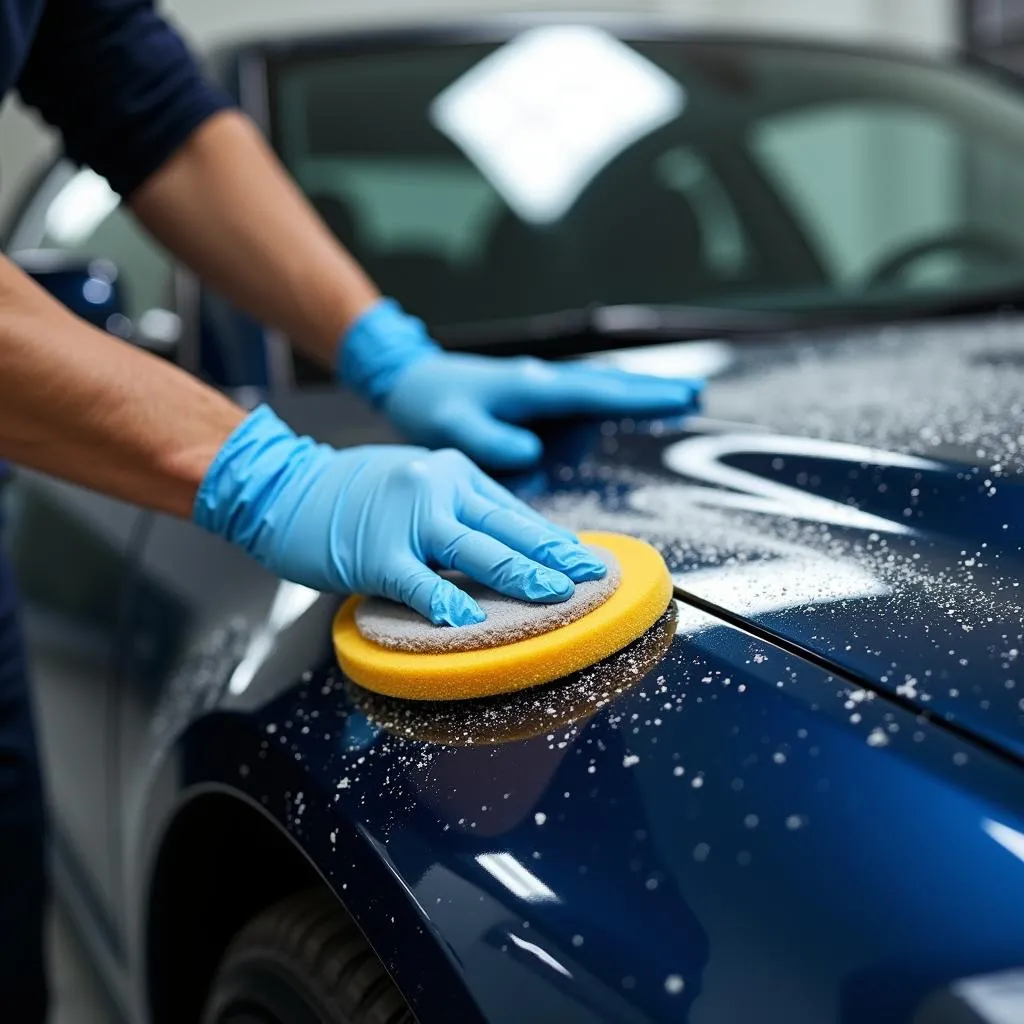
[4,16,1024,1024]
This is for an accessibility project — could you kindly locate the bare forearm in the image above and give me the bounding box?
[0,257,244,517]
[130,110,379,369]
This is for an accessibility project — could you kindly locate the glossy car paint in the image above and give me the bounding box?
[7,311,1024,1023]
[174,605,1024,1024]
[567,321,1024,765]
[3,20,1024,1024]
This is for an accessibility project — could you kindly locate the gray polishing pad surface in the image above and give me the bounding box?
[355,545,621,654]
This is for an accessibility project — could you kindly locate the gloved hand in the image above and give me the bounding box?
[338,299,703,470]
[193,406,606,625]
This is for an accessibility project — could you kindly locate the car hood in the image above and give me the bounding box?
[520,314,1024,763]
[188,313,1024,1024]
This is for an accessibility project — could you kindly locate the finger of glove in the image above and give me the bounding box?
[563,363,706,399]
[524,365,702,417]
[393,559,485,627]
[471,473,579,543]
[460,493,605,583]
[431,520,575,603]
[437,404,543,470]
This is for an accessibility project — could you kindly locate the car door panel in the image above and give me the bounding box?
[2,471,141,938]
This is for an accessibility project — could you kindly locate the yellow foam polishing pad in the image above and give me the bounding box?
[332,531,673,701]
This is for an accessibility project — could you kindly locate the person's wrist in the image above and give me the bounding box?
[336,298,441,408]
[192,404,316,551]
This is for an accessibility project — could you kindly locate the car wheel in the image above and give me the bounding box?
[201,888,415,1024]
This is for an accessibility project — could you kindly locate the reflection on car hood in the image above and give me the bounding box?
[527,314,1024,762]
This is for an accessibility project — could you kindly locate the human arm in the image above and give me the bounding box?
[130,113,704,466]
[0,257,601,623]
[129,110,379,361]
[17,0,376,359]
[16,0,233,199]
[0,254,242,516]
[7,0,648,621]
[18,0,701,469]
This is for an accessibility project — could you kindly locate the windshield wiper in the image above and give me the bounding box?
[435,303,798,357]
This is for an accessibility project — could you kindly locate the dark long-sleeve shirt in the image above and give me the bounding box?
[2,0,232,197]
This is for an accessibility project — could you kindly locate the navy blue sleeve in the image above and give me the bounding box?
[16,0,234,197]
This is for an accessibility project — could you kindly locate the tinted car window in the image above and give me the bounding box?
[270,33,1024,329]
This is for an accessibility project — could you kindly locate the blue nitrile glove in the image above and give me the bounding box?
[339,299,703,470]
[193,406,607,626]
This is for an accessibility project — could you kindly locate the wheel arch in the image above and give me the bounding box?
[145,788,325,1024]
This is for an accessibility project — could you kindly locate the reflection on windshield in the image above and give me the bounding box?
[431,26,686,224]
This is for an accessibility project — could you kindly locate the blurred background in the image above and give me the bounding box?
[0,1,964,229]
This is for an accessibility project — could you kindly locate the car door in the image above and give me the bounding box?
[3,160,178,961]
[2,475,142,950]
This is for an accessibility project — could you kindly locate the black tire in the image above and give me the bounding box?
[201,888,416,1024]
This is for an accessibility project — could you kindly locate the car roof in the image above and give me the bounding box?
[206,11,961,72]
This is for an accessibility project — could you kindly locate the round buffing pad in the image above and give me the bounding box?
[350,604,679,747]
[332,531,673,701]
[355,545,621,653]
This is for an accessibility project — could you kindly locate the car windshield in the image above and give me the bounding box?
[269,30,1024,329]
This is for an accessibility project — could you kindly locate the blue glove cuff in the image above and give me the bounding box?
[336,298,441,408]
[193,404,317,552]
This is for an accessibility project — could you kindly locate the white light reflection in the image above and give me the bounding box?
[658,433,943,535]
[674,556,889,635]
[228,581,321,695]
[588,340,735,381]
[508,933,573,978]
[431,26,685,224]
[44,169,120,246]
[267,581,321,631]
[954,970,1024,1024]
[477,853,558,903]
[983,819,1024,863]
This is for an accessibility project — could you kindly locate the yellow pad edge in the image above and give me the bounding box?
[332,531,674,701]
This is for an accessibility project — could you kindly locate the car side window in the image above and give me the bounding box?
[9,161,174,323]
[750,102,965,288]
